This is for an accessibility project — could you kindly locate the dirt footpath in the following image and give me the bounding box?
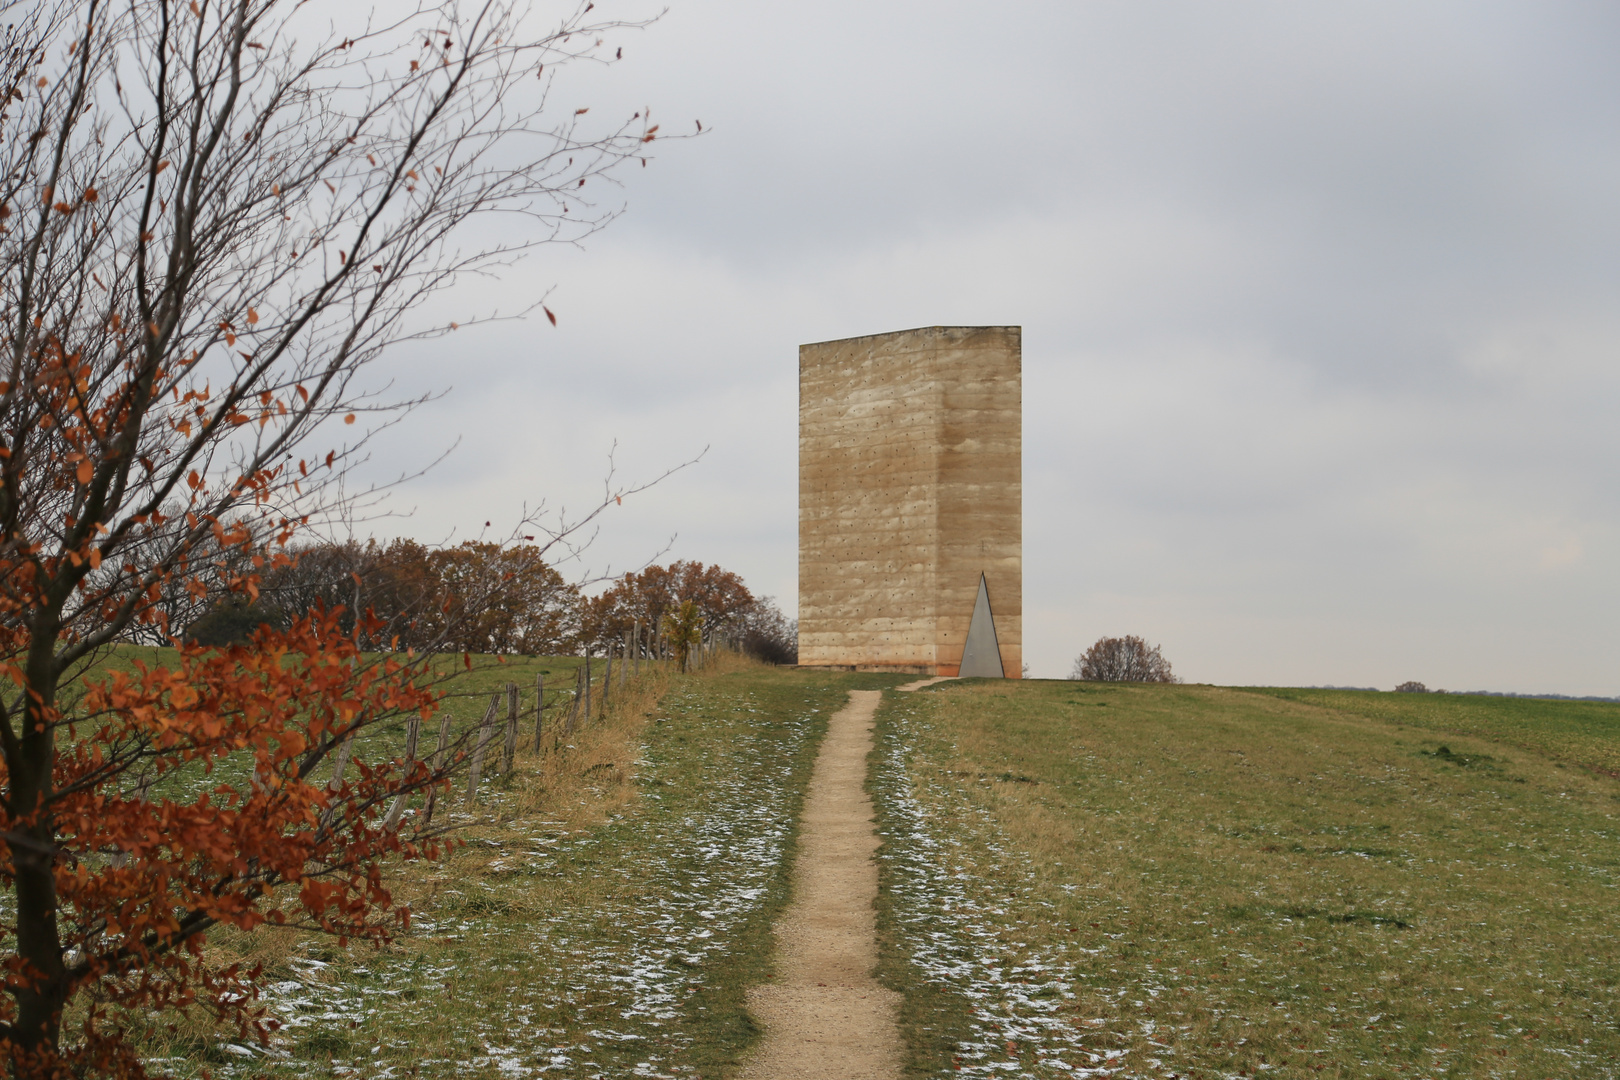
[736,689,902,1080]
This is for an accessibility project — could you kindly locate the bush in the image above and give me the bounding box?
[184,599,287,647]
[1394,681,1429,693]
[1070,635,1177,683]
[737,597,798,665]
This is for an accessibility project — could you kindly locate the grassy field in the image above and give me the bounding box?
[80,646,600,801]
[125,660,899,1078]
[870,680,1620,1079]
[1250,687,1620,779]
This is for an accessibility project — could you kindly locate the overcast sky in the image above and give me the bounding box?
[357,1,1620,692]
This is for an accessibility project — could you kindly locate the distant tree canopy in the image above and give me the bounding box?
[735,597,799,665]
[231,538,580,655]
[1394,681,1429,693]
[582,560,797,663]
[1071,635,1177,683]
[183,546,797,661]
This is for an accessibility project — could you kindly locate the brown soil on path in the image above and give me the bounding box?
[736,689,903,1080]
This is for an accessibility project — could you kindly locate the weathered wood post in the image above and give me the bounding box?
[384,715,422,830]
[565,665,582,736]
[423,712,453,825]
[583,651,593,722]
[465,695,499,803]
[321,733,355,828]
[327,733,355,792]
[502,682,519,775]
[533,671,545,751]
[633,618,641,676]
[602,650,613,713]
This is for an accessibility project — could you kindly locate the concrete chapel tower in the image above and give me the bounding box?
[798,326,1022,677]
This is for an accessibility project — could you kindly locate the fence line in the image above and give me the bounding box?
[392,641,744,814]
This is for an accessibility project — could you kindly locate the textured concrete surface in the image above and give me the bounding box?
[737,690,902,1080]
[799,326,1021,676]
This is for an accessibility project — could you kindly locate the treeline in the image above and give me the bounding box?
[182,540,798,663]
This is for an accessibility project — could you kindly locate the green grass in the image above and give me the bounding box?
[76,645,598,804]
[140,663,905,1078]
[871,680,1620,1079]
[1250,687,1620,778]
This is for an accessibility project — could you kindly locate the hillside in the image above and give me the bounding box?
[871,679,1619,1078]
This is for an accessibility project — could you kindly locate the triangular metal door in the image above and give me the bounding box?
[958,573,1004,678]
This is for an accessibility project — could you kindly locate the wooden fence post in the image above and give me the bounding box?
[589,654,602,722]
[534,671,545,751]
[327,734,354,792]
[465,695,499,804]
[383,715,421,830]
[620,631,629,690]
[602,650,613,713]
[633,619,641,676]
[566,665,582,736]
[423,713,453,825]
[502,682,518,775]
[323,732,355,824]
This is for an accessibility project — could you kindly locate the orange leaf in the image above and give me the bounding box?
[246,307,259,324]
[76,460,93,486]
[344,413,355,425]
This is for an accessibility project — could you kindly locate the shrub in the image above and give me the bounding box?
[1070,635,1177,683]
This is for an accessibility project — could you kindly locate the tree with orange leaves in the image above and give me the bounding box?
[583,560,755,655]
[0,0,665,1072]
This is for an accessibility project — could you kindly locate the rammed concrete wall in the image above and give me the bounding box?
[798,326,1021,677]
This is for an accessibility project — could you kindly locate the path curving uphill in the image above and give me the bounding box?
[737,689,903,1080]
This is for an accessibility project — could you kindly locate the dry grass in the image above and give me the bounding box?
[134,656,860,1079]
[872,679,1620,1079]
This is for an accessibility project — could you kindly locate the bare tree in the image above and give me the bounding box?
[0,0,673,1068]
[1070,635,1178,683]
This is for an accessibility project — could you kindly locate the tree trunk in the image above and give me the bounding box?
[9,640,68,1056]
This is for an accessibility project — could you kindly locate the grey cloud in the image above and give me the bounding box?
[346,0,1620,692]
